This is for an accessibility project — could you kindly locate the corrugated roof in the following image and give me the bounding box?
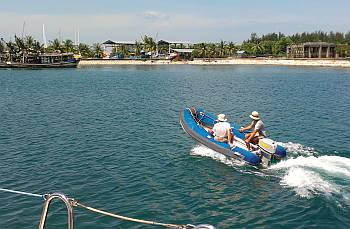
[172,48,194,53]
[164,40,195,44]
[103,40,136,45]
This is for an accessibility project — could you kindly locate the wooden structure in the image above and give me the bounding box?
[287,42,336,58]
[102,40,136,51]
[102,39,196,58]
[170,48,194,60]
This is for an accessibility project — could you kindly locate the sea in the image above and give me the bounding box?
[0,65,349,228]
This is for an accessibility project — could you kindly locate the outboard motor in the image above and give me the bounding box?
[258,138,277,168]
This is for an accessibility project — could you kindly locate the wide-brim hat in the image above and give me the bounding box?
[217,114,227,122]
[250,111,260,120]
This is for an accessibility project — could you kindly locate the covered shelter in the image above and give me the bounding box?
[170,48,194,60]
[102,40,137,57]
[287,42,336,58]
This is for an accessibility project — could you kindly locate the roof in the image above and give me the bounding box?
[303,42,336,46]
[39,53,75,57]
[158,40,195,45]
[102,40,136,45]
[171,48,194,53]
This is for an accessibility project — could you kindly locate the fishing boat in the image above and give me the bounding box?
[0,53,80,69]
[179,107,287,168]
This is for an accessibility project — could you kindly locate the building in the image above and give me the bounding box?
[102,40,137,57]
[102,39,196,58]
[170,48,194,60]
[287,42,336,58]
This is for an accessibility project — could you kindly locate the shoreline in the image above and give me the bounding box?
[79,58,350,68]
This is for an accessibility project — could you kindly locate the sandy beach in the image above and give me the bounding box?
[79,58,350,68]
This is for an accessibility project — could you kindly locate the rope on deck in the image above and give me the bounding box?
[75,201,186,228]
[0,188,215,229]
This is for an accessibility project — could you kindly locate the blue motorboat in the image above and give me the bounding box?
[179,107,287,167]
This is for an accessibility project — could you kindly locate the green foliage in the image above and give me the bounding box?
[134,41,142,55]
[92,43,103,58]
[48,39,62,52]
[1,31,350,60]
[78,43,94,58]
[63,39,74,53]
[0,38,6,53]
[142,35,156,53]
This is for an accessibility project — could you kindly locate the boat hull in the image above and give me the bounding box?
[0,61,79,68]
[180,107,286,167]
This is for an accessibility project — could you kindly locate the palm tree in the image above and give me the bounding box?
[207,43,217,59]
[251,42,264,55]
[63,39,74,53]
[14,35,27,62]
[78,43,93,58]
[119,44,129,58]
[25,36,35,50]
[93,43,104,58]
[198,43,208,58]
[5,41,17,62]
[49,39,62,53]
[134,41,142,56]
[227,42,236,57]
[0,39,5,54]
[142,35,156,55]
[217,40,226,58]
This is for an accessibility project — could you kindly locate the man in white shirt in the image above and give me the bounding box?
[239,111,266,146]
[212,114,233,143]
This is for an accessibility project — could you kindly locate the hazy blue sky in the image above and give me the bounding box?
[1,0,349,44]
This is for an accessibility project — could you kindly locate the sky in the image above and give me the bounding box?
[0,0,349,44]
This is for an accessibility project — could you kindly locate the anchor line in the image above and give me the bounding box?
[0,188,46,199]
[75,202,187,228]
[0,188,213,229]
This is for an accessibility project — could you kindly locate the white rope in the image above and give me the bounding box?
[0,188,44,199]
[76,202,184,228]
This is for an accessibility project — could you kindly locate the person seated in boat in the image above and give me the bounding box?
[210,114,233,144]
[239,111,266,145]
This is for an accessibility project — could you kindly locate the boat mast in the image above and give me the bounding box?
[21,21,26,39]
[42,24,48,49]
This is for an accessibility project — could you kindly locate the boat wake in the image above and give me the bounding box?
[269,144,350,207]
[190,143,350,206]
[190,145,265,176]
[191,145,246,167]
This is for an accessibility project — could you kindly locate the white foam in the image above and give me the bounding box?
[270,155,350,177]
[190,143,350,204]
[190,145,268,177]
[270,154,350,201]
[279,141,318,157]
[190,145,246,167]
[280,167,341,198]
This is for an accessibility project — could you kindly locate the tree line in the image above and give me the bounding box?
[0,36,104,61]
[1,31,350,60]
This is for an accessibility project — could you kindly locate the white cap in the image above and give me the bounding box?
[249,111,260,120]
[217,114,227,122]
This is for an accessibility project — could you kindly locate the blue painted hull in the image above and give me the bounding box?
[179,108,286,167]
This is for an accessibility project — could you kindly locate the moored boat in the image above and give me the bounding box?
[0,53,80,69]
[179,107,287,167]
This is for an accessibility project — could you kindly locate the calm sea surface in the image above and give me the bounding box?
[0,65,349,228]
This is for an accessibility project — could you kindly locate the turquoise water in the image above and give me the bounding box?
[0,65,349,228]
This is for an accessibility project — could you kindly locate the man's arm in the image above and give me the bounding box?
[245,129,257,143]
[240,123,253,132]
[227,128,233,143]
